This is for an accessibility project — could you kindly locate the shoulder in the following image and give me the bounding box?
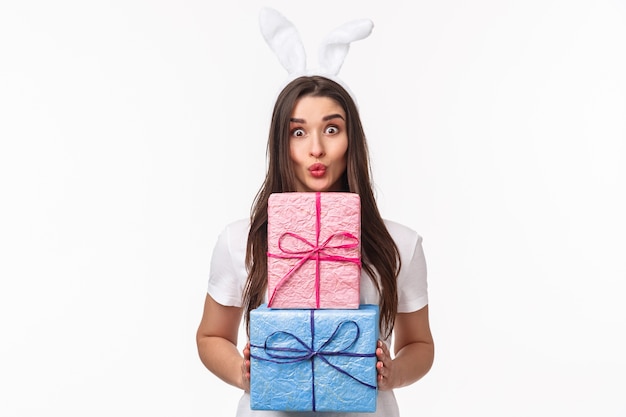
[212,218,250,254]
[221,218,250,238]
[383,219,429,312]
[208,218,250,306]
[383,219,422,249]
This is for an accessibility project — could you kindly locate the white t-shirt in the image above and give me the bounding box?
[207,218,428,417]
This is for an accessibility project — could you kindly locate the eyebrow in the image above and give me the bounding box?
[323,114,345,122]
[289,114,345,124]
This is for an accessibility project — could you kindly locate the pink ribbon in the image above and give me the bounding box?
[267,192,361,308]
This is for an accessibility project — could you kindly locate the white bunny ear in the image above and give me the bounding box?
[318,19,374,76]
[259,7,306,76]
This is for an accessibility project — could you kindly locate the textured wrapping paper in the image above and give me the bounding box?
[267,192,361,309]
[250,304,379,412]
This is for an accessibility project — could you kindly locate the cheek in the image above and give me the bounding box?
[288,142,297,162]
[336,139,349,160]
[289,141,308,163]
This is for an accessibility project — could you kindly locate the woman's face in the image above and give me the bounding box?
[288,95,348,192]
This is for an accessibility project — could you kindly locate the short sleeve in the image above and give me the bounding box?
[397,234,428,312]
[207,219,250,307]
[384,220,428,313]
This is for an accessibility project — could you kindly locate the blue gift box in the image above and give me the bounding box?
[249,304,379,412]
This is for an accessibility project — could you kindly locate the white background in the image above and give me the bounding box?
[1,0,625,416]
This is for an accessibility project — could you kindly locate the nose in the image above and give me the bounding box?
[309,133,325,158]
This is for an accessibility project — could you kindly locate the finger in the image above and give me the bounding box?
[377,371,389,389]
[378,373,391,390]
[376,341,385,359]
[242,359,251,386]
[241,358,251,393]
[377,364,394,391]
[376,341,391,366]
[376,360,387,376]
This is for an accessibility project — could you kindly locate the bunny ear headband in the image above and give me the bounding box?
[259,7,374,102]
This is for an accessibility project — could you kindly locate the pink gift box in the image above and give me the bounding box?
[267,192,361,309]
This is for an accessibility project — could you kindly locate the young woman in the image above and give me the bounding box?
[196,75,434,417]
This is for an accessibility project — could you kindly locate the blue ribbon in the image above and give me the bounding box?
[250,310,376,412]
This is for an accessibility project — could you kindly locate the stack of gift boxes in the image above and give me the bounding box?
[249,192,379,413]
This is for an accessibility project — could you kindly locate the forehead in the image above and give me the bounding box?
[290,96,345,120]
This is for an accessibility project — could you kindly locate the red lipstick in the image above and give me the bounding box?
[308,163,327,178]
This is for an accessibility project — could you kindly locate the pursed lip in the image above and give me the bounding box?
[308,163,327,177]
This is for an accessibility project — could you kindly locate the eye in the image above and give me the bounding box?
[325,125,339,135]
[291,128,306,137]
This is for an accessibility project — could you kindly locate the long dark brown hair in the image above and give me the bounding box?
[243,76,400,338]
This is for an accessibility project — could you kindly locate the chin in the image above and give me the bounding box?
[295,177,343,193]
[308,184,336,193]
